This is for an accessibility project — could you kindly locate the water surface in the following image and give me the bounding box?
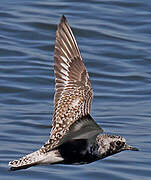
[0,0,151,179]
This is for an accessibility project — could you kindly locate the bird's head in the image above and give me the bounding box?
[96,134,139,159]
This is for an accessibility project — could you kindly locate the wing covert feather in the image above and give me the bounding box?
[45,16,94,150]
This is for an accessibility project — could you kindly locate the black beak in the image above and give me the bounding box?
[124,144,139,151]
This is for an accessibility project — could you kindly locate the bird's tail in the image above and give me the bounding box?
[9,147,63,171]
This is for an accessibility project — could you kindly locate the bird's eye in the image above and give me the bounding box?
[116,141,121,146]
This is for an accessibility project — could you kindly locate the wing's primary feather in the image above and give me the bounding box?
[44,15,100,151]
[9,16,103,170]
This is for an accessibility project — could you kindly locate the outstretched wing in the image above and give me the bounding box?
[44,16,102,151]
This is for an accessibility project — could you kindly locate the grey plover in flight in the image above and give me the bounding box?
[9,15,138,171]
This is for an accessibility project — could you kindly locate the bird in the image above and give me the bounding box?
[9,15,138,171]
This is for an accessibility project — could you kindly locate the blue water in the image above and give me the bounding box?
[0,0,151,179]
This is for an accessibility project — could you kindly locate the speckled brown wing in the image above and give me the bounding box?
[44,16,102,151]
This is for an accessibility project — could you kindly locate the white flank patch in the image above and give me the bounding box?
[40,150,64,164]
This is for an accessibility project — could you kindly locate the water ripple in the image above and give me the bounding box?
[0,0,151,179]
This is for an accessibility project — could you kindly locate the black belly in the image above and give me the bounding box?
[57,139,99,164]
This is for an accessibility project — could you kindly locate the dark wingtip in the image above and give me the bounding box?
[58,15,68,31]
[60,15,67,23]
